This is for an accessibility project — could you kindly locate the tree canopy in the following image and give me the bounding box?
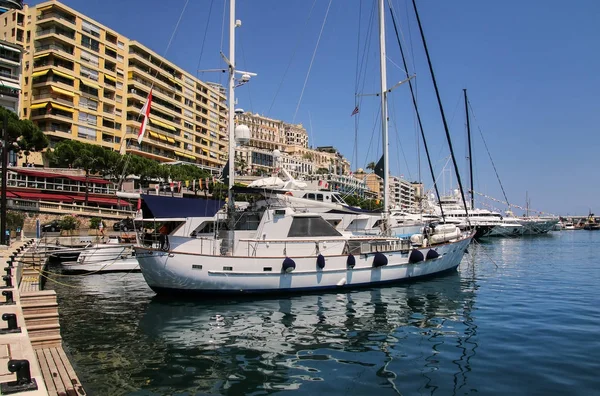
[0,106,48,161]
[46,140,212,187]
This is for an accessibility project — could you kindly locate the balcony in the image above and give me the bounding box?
[35,43,74,56]
[36,27,75,41]
[37,12,76,26]
[0,70,19,81]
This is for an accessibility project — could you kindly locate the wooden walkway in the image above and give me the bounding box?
[0,239,86,396]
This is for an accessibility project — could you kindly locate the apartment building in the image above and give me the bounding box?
[284,122,308,148]
[0,0,228,169]
[0,39,21,112]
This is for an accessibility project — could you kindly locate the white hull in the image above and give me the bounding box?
[135,236,472,295]
[61,240,139,274]
[61,257,140,274]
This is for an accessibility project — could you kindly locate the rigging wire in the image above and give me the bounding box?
[387,0,445,220]
[468,100,511,208]
[293,0,334,123]
[411,0,470,224]
[388,93,413,181]
[195,0,215,79]
[266,0,319,117]
[218,0,227,86]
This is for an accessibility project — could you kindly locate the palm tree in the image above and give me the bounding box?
[366,161,376,172]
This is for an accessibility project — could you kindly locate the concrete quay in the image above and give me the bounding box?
[0,240,86,396]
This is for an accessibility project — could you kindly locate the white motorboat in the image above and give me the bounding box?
[134,0,473,296]
[61,237,139,274]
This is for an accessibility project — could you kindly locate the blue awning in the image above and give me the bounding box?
[140,194,224,219]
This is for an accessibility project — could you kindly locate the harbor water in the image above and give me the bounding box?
[47,231,600,395]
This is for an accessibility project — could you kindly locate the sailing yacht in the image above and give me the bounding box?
[134,0,473,295]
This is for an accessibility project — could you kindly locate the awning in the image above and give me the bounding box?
[31,70,49,78]
[79,78,100,89]
[37,5,52,11]
[11,191,75,202]
[30,102,48,110]
[34,53,49,60]
[0,81,20,90]
[72,196,131,207]
[149,131,158,138]
[186,154,195,160]
[150,118,176,131]
[166,136,175,144]
[51,86,74,97]
[140,194,224,219]
[0,43,20,53]
[52,69,74,80]
[50,103,74,112]
[104,74,117,82]
[174,151,185,157]
[158,134,167,141]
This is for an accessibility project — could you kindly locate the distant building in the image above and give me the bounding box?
[0,39,21,113]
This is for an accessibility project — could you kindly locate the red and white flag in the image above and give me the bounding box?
[137,89,153,145]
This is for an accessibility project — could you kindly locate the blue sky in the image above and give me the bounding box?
[32,0,600,215]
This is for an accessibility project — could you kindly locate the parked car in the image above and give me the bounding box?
[41,220,61,233]
[113,218,135,232]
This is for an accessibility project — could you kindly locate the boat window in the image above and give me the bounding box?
[307,193,315,200]
[288,216,343,237]
[317,194,323,202]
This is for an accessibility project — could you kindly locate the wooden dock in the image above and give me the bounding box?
[0,240,86,396]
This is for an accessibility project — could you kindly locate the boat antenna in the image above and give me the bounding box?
[386,0,445,222]
[411,0,470,224]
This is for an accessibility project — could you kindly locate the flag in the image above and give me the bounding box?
[177,181,181,192]
[137,89,153,145]
[205,177,210,189]
[137,187,142,211]
[351,106,359,116]
[185,180,189,188]
[374,154,385,179]
[154,184,159,194]
[192,179,196,190]
[169,182,174,192]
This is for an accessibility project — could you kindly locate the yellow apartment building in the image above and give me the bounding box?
[0,0,228,170]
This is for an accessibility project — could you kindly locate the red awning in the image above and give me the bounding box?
[10,168,111,184]
[71,196,131,207]
[11,191,75,202]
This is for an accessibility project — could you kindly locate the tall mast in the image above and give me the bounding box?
[464,89,473,209]
[227,0,236,210]
[378,0,389,215]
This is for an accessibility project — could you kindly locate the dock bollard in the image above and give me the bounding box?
[0,291,14,305]
[4,267,11,277]
[6,259,13,268]
[0,360,38,394]
[1,275,12,289]
[0,313,20,334]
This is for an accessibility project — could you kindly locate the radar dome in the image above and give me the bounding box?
[234,124,250,144]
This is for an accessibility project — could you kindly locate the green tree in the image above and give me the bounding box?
[315,167,328,175]
[366,162,376,172]
[0,107,48,163]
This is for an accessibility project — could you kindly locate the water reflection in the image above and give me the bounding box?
[134,272,478,395]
